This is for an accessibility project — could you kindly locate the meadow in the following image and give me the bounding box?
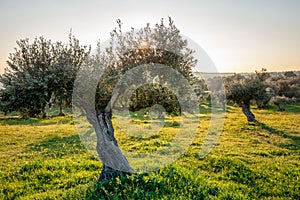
[0,103,299,199]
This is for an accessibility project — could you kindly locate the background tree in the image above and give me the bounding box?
[50,34,90,116]
[253,68,272,109]
[269,74,300,100]
[207,76,226,111]
[224,69,268,122]
[269,95,296,111]
[74,17,199,180]
[283,71,297,78]
[128,83,181,117]
[0,37,55,118]
[0,34,90,117]
[265,71,300,112]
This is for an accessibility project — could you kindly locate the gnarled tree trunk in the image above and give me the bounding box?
[90,111,134,181]
[73,65,134,181]
[240,100,256,122]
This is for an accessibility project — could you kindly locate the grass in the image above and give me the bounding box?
[0,103,299,199]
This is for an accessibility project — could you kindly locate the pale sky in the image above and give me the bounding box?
[0,0,300,74]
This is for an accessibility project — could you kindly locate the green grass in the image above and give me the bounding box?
[0,103,299,199]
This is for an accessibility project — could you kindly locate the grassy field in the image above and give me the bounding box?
[0,103,299,199]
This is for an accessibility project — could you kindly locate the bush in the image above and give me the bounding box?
[269,95,296,111]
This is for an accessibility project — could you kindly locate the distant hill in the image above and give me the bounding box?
[194,70,300,79]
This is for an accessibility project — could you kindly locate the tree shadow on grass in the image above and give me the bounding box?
[223,105,236,113]
[199,103,212,115]
[26,134,87,158]
[86,173,163,199]
[0,117,40,125]
[258,103,300,114]
[258,122,300,150]
[281,103,300,114]
[85,166,210,199]
[0,116,73,125]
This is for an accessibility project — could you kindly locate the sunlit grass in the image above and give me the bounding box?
[0,103,299,199]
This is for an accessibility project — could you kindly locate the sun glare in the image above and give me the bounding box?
[139,40,149,50]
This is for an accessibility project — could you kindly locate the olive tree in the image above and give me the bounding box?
[207,76,226,111]
[269,95,296,111]
[73,18,199,180]
[50,34,90,116]
[268,74,300,100]
[0,37,55,117]
[225,69,268,122]
[0,34,90,117]
[265,72,300,111]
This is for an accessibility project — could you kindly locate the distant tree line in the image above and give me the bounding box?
[1,32,298,123]
[208,69,300,122]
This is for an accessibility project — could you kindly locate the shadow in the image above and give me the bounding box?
[258,122,300,150]
[86,173,164,199]
[26,134,86,158]
[164,121,180,127]
[85,166,208,199]
[0,115,73,125]
[253,103,300,114]
[199,103,212,115]
[0,117,40,125]
[282,103,300,114]
[224,105,236,113]
[45,107,73,116]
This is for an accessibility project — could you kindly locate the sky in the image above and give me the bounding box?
[0,0,300,74]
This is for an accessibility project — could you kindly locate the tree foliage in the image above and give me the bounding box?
[269,95,296,111]
[224,69,269,122]
[84,17,199,114]
[0,34,90,117]
[267,73,300,101]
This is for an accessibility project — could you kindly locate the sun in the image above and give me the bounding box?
[139,40,149,50]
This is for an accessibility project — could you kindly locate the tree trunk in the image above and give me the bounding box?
[275,103,285,111]
[91,111,134,181]
[76,82,134,181]
[42,108,47,118]
[58,96,65,116]
[58,104,65,116]
[241,100,256,122]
